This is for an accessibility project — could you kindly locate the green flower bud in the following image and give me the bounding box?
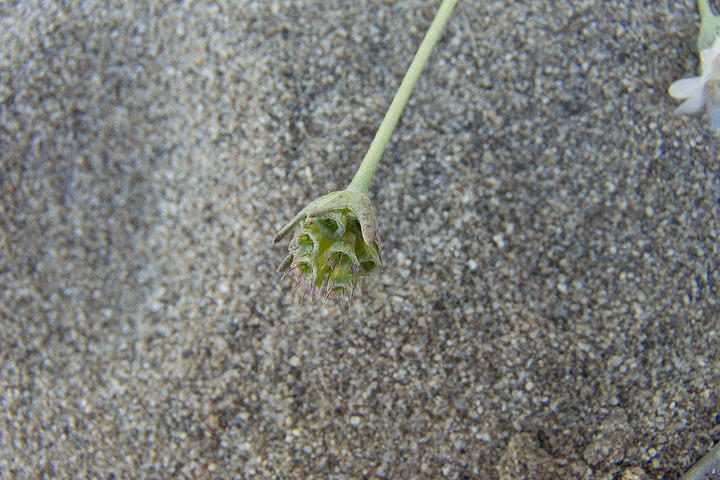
[274,189,382,302]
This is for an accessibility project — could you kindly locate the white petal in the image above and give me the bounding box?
[701,35,720,67]
[703,54,720,79]
[705,104,720,133]
[669,76,706,99]
[675,91,706,114]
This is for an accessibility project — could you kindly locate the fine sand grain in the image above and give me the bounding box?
[1,1,719,478]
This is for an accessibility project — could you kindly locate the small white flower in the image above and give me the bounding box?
[669,34,720,132]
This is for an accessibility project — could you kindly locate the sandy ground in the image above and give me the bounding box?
[1,0,719,478]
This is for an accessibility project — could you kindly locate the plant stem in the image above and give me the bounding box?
[347,0,459,193]
[699,0,713,21]
[698,0,720,50]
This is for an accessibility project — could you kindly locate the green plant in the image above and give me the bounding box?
[698,0,720,50]
[274,0,459,303]
[669,0,720,132]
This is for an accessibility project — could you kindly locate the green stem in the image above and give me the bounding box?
[699,0,713,21]
[347,0,459,193]
[698,0,720,50]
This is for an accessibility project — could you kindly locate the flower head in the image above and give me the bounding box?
[274,189,382,303]
[669,34,720,133]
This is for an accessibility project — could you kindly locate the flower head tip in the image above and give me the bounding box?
[274,189,382,303]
